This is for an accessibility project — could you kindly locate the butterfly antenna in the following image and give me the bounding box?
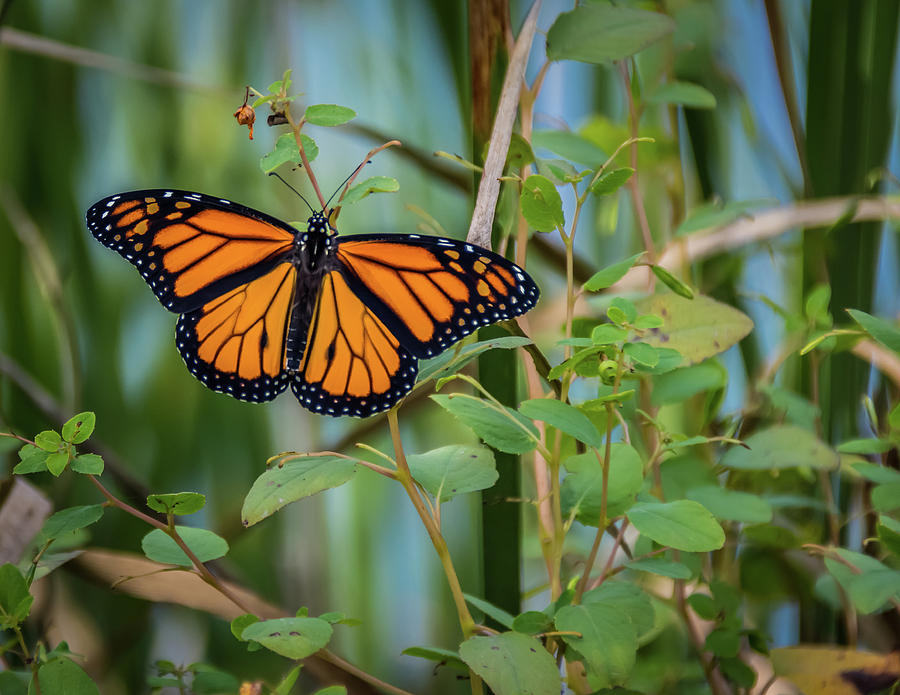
[325,159,372,209]
[268,172,315,213]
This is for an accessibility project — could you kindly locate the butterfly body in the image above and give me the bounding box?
[87,189,539,417]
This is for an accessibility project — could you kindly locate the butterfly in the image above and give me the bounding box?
[85,190,540,417]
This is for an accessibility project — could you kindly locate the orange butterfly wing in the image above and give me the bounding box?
[332,234,540,358]
[86,190,296,312]
[292,270,417,416]
[176,262,299,402]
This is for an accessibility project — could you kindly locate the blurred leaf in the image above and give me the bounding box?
[651,363,725,406]
[532,130,606,169]
[721,426,835,470]
[705,628,740,658]
[871,482,900,512]
[431,394,539,454]
[146,493,206,516]
[230,613,259,641]
[536,158,585,184]
[547,5,675,64]
[512,611,554,634]
[718,656,756,688]
[583,582,654,638]
[520,398,604,449]
[42,505,105,540]
[304,104,356,126]
[0,672,28,695]
[624,342,659,367]
[583,253,643,292]
[191,666,240,695]
[838,438,893,454]
[273,665,302,695]
[592,325,629,344]
[878,516,900,556]
[686,486,772,524]
[141,527,228,566]
[61,412,95,444]
[520,175,564,232]
[627,500,724,552]
[647,81,717,109]
[418,336,532,383]
[0,563,31,628]
[847,308,900,352]
[407,445,497,503]
[341,176,399,205]
[676,199,773,236]
[242,617,332,659]
[459,633,561,695]
[561,444,643,524]
[635,294,753,365]
[625,557,692,579]
[847,569,900,614]
[242,455,358,526]
[650,266,695,299]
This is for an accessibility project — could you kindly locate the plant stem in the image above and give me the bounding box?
[282,109,327,209]
[386,411,483,695]
[319,649,416,695]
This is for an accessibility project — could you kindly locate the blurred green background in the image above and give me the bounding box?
[2,0,899,693]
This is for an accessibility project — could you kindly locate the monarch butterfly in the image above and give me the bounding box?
[86,190,539,417]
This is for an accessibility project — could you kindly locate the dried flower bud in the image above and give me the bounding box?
[233,104,255,140]
[267,113,289,127]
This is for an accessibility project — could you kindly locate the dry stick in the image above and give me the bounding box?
[467,0,542,248]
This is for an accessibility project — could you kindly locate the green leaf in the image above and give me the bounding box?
[463,593,515,629]
[407,445,497,503]
[555,602,637,687]
[520,175,564,233]
[590,167,634,196]
[45,452,69,477]
[42,505,104,540]
[34,430,62,452]
[259,132,318,173]
[417,336,532,383]
[624,342,659,367]
[847,308,900,352]
[431,394,539,454]
[241,617,333,659]
[838,438,894,454]
[0,563,30,627]
[70,453,103,475]
[273,665,302,695]
[675,199,773,236]
[14,447,49,474]
[650,266,695,299]
[401,646,467,671]
[609,297,637,324]
[341,176,399,205]
[458,633,560,695]
[878,516,900,556]
[36,658,99,695]
[191,667,240,695]
[304,104,356,127]
[847,569,900,614]
[871,482,900,512]
[651,363,726,406]
[0,672,28,695]
[634,294,753,365]
[647,81,717,109]
[512,611,554,634]
[312,687,347,695]
[583,253,644,292]
[146,492,206,516]
[546,5,675,64]
[242,455,358,526]
[687,593,718,620]
[705,628,741,658]
[230,613,259,641]
[627,500,725,552]
[582,581,655,639]
[141,527,228,566]
[625,557,692,579]
[686,486,773,524]
[506,133,535,168]
[719,656,756,688]
[61,412,95,444]
[519,398,604,449]
[561,444,644,524]
[536,158,584,184]
[591,324,629,344]
[721,425,836,470]
[531,130,607,169]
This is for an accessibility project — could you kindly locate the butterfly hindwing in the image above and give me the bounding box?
[86,190,296,312]
[176,262,298,402]
[333,234,540,358]
[293,269,418,416]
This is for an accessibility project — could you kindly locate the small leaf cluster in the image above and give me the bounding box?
[14,412,101,477]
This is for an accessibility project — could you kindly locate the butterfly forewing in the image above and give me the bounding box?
[293,270,418,416]
[86,190,296,312]
[333,234,540,358]
[176,263,297,402]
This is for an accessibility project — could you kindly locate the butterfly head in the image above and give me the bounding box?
[306,211,338,237]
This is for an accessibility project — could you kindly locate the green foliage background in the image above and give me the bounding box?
[2,1,900,694]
